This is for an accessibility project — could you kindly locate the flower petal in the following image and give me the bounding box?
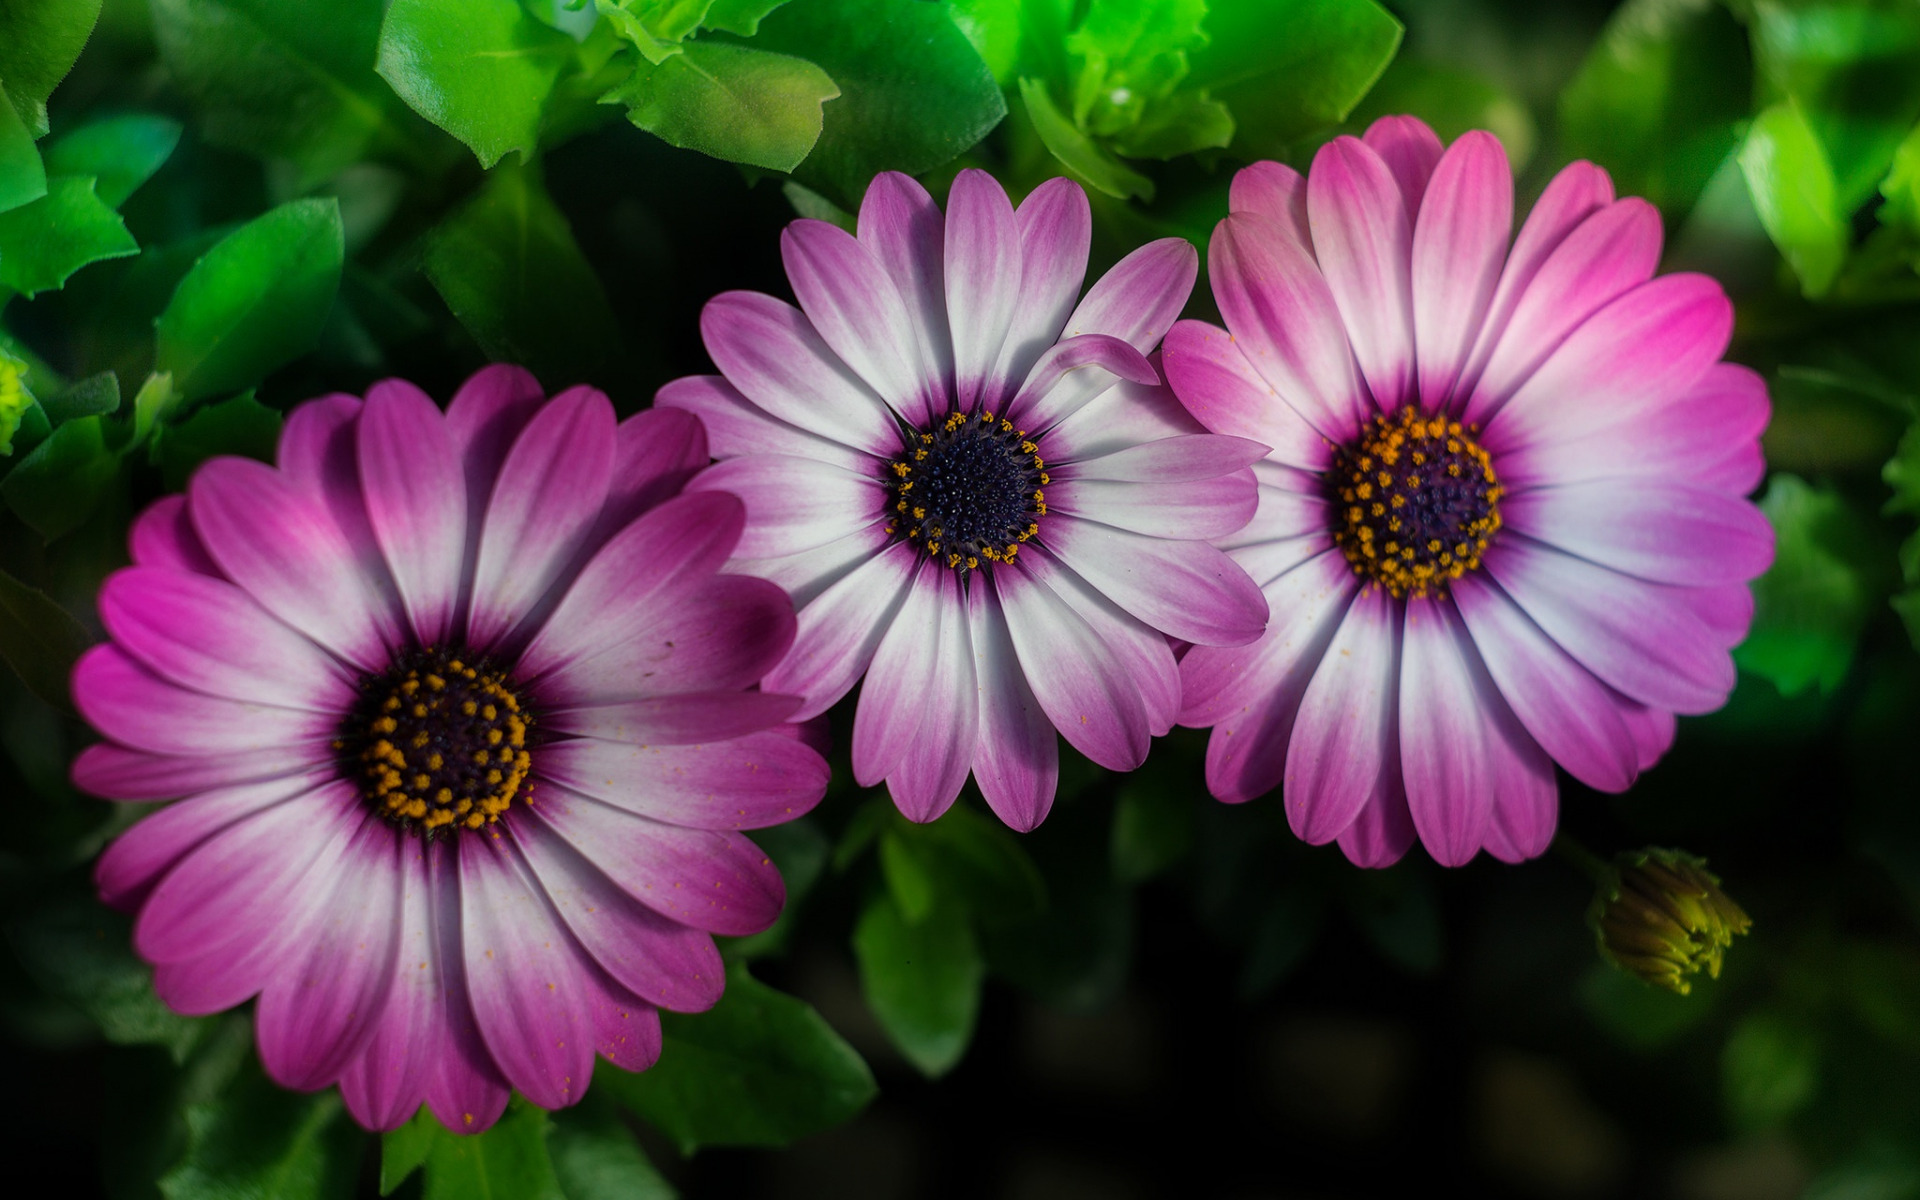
[945,168,1022,409]
[995,176,1092,392]
[536,729,827,831]
[1502,480,1774,587]
[1284,585,1400,844]
[72,741,328,803]
[689,454,887,559]
[95,771,324,911]
[1161,319,1332,472]
[1411,131,1512,408]
[998,558,1152,770]
[654,374,869,474]
[1307,136,1416,410]
[337,841,438,1131]
[967,581,1058,831]
[421,840,512,1134]
[357,380,466,646]
[1050,469,1256,541]
[73,646,331,756]
[1229,161,1310,251]
[1362,115,1445,216]
[783,218,929,417]
[597,405,710,536]
[1040,512,1268,646]
[130,495,219,576]
[1018,548,1181,735]
[849,560,940,787]
[857,171,950,427]
[877,569,977,823]
[762,540,919,720]
[1335,770,1417,869]
[1004,332,1161,433]
[1062,237,1197,352]
[546,692,802,746]
[700,291,898,457]
[1044,372,1209,463]
[1396,598,1496,866]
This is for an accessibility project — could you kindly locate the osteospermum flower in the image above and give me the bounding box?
[1165,117,1772,867]
[72,366,826,1132]
[660,169,1268,830]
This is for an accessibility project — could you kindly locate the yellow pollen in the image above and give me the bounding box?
[1328,407,1502,599]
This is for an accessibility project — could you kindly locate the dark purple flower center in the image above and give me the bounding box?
[886,410,1047,572]
[335,647,533,835]
[1327,407,1504,599]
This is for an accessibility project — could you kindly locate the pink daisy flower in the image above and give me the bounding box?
[659,169,1269,831]
[1164,117,1772,868]
[72,366,826,1133]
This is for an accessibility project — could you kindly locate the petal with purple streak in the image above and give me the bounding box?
[357,380,466,646]
[1307,136,1416,410]
[700,291,898,456]
[535,730,827,831]
[967,581,1058,832]
[1283,585,1400,844]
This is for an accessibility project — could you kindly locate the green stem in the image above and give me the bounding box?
[1552,833,1613,886]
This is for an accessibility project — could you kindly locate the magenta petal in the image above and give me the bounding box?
[518,491,743,682]
[73,646,331,756]
[996,176,1092,391]
[1306,136,1416,410]
[856,171,950,427]
[1050,469,1256,541]
[849,562,941,787]
[1019,549,1181,736]
[256,821,404,1090]
[1005,332,1161,433]
[1361,115,1445,216]
[944,168,1022,409]
[524,786,784,936]
[1228,161,1311,252]
[1210,213,1367,442]
[1284,586,1400,844]
[967,582,1058,831]
[467,387,616,650]
[1396,599,1495,867]
[1336,768,1416,869]
[1041,513,1268,647]
[654,374,868,474]
[513,815,724,1011]
[700,290,898,456]
[583,972,663,1073]
[337,842,438,1132]
[875,570,976,823]
[153,940,301,1017]
[96,772,323,910]
[1485,538,1735,714]
[546,691,802,746]
[782,218,928,415]
[1411,131,1512,407]
[1161,319,1330,472]
[188,457,392,669]
[357,380,466,646]
[690,453,887,559]
[73,741,327,803]
[596,406,710,536]
[458,835,595,1111]
[422,841,512,1135]
[535,729,827,831]
[130,495,220,576]
[762,541,919,720]
[1064,237,1198,353]
[1503,480,1774,587]
[444,365,548,561]
[997,559,1153,771]
[1621,702,1678,771]
[99,567,353,710]
[537,573,796,707]
[1450,574,1640,792]
[1045,373,1209,463]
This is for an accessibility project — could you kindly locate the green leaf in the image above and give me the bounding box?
[0,175,138,297]
[703,0,791,38]
[852,891,983,1078]
[1019,77,1154,200]
[46,114,183,208]
[1185,0,1400,157]
[1067,0,1208,140]
[1722,1011,1821,1132]
[600,962,876,1154]
[1353,55,1536,170]
[1736,474,1896,695]
[609,39,839,172]
[879,828,938,924]
[0,564,92,711]
[1558,0,1749,212]
[421,160,619,386]
[1882,120,1920,238]
[1108,89,1232,161]
[8,897,206,1060]
[151,0,420,189]
[0,346,33,455]
[378,0,576,169]
[548,1099,677,1200]
[159,393,284,490]
[948,0,1023,87]
[1740,100,1850,298]
[755,0,1006,207]
[161,1055,362,1200]
[596,0,712,61]
[156,198,346,402]
[0,0,103,138]
[899,802,1046,925]
[0,83,47,215]
[42,371,121,424]
[1,414,122,541]
[722,817,830,959]
[381,1101,565,1200]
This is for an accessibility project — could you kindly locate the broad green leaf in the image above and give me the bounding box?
[1020,77,1154,200]
[780,180,854,231]
[0,0,103,138]
[162,1057,361,1200]
[609,39,838,171]
[1722,1011,1821,1131]
[703,0,791,37]
[0,176,138,297]
[897,802,1046,925]
[151,0,419,189]
[159,393,284,489]
[852,891,983,1077]
[1108,89,1232,160]
[46,114,183,208]
[421,160,619,386]
[379,0,576,168]
[1185,0,1400,157]
[1736,474,1896,695]
[1740,100,1850,298]
[949,0,1023,86]
[879,829,938,924]
[156,198,345,401]
[1353,55,1535,170]
[8,897,206,1060]
[1067,0,1207,135]
[600,963,876,1154]
[596,0,711,62]
[41,371,120,424]
[548,1099,677,1200]
[755,0,1006,207]
[0,564,92,710]
[2,414,122,541]
[381,1101,565,1200]
[0,83,47,215]
[1558,0,1749,212]
[1883,121,1920,238]
[1749,0,1920,214]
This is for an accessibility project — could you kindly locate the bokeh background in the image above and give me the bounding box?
[3,1,1920,1198]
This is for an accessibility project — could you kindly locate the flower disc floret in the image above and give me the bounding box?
[887,410,1046,571]
[338,647,532,833]
[1328,407,1502,598]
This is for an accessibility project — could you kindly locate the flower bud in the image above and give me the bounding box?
[1589,848,1751,994]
